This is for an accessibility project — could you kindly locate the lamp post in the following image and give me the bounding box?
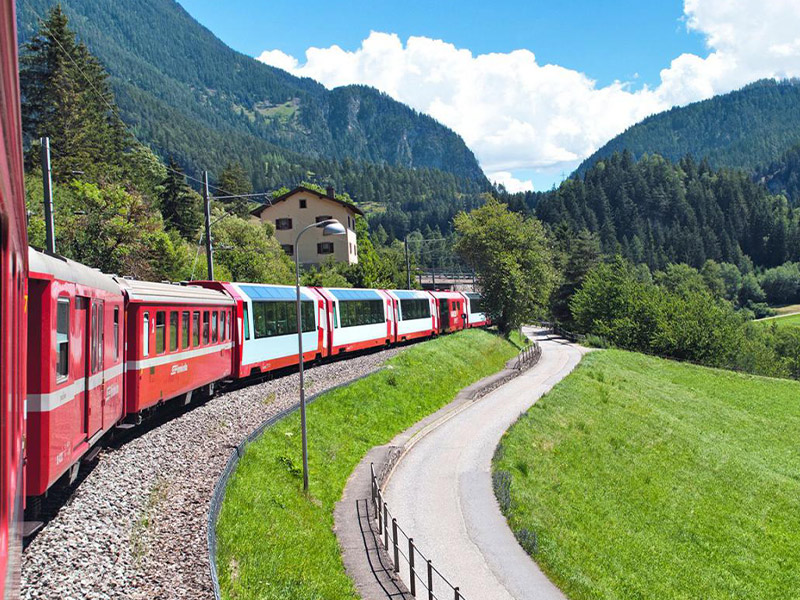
[295,218,347,491]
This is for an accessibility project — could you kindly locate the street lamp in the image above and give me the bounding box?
[295,218,347,491]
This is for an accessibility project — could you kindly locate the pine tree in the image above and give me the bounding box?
[20,5,129,182]
[159,158,202,239]
[218,162,253,218]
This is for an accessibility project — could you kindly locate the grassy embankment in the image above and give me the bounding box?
[495,349,800,600]
[217,329,517,600]
[756,312,800,329]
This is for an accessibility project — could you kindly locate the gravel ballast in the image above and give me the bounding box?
[21,348,400,600]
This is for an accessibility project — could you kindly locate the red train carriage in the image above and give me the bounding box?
[0,0,27,592]
[196,281,329,379]
[315,287,396,355]
[26,250,124,498]
[460,292,489,328]
[386,290,436,342]
[429,290,467,333]
[116,279,234,414]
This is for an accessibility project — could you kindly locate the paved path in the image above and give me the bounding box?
[383,328,588,600]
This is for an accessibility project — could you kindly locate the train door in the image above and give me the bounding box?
[438,299,450,332]
[86,300,103,439]
[72,297,89,449]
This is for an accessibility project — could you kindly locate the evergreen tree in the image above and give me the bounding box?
[218,162,253,218]
[20,5,128,181]
[159,158,203,240]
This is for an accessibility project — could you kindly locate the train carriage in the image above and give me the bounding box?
[429,290,468,333]
[117,279,234,414]
[26,250,124,498]
[0,0,27,591]
[386,290,437,342]
[315,287,396,355]
[193,281,329,379]
[460,292,489,328]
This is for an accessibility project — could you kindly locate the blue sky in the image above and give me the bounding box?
[176,0,797,191]
[180,0,705,89]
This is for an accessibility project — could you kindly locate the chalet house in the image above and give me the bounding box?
[251,185,362,266]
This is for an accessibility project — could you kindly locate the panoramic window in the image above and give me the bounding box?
[339,299,385,328]
[252,301,314,338]
[400,298,430,320]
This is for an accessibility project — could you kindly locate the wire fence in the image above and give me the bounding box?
[370,463,467,600]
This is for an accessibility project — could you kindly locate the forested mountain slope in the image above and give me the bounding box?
[16,0,486,193]
[575,79,800,177]
[536,151,800,270]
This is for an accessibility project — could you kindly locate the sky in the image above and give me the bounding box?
[179,0,800,191]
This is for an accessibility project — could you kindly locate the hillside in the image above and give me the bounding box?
[575,79,800,177]
[535,151,800,270]
[15,0,487,200]
[495,349,800,600]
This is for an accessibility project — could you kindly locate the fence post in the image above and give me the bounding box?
[377,489,382,534]
[427,560,433,600]
[392,518,399,573]
[384,503,389,551]
[409,538,416,596]
[454,587,461,600]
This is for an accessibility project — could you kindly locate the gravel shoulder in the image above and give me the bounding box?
[21,348,399,600]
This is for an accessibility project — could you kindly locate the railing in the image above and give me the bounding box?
[514,341,541,370]
[370,464,467,600]
[536,320,586,343]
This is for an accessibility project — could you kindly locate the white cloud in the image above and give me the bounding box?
[257,0,800,191]
[487,171,534,194]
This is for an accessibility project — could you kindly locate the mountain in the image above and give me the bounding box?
[758,144,800,204]
[536,151,800,271]
[15,0,487,196]
[575,79,800,177]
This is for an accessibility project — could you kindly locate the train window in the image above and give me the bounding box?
[113,307,120,360]
[333,303,339,328]
[212,311,219,343]
[400,298,429,320]
[91,304,98,373]
[142,312,150,357]
[56,298,70,381]
[156,311,166,354]
[192,311,200,346]
[252,301,314,338]
[182,311,190,348]
[221,311,227,340]
[339,299,385,328]
[243,304,250,340]
[98,303,104,368]
[203,311,210,344]
[170,311,179,352]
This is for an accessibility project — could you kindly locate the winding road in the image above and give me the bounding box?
[382,328,588,600]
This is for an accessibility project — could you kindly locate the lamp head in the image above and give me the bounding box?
[320,219,346,236]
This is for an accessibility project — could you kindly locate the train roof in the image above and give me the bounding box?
[386,289,430,300]
[233,282,316,302]
[115,278,234,306]
[29,247,121,295]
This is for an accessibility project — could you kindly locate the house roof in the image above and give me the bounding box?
[251,185,365,218]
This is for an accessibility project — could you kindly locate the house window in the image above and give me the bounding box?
[315,215,332,224]
[275,218,292,230]
[299,199,307,209]
[317,242,334,254]
[281,244,294,256]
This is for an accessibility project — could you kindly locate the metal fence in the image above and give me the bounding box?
[370,464,468,600]
[514,341,541,370]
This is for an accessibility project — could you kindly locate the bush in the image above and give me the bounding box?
[759,262,800,305]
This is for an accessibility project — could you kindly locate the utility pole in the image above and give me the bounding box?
[41,137,56,255]
[202,170,214,280]
[404,235,411,289]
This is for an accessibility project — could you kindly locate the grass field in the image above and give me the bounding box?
[216,329,517,600]
[495,349,800,600]
[756,312,800,329]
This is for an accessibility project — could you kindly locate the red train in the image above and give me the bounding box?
[23,257,487,510]
[0,0,27,596]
